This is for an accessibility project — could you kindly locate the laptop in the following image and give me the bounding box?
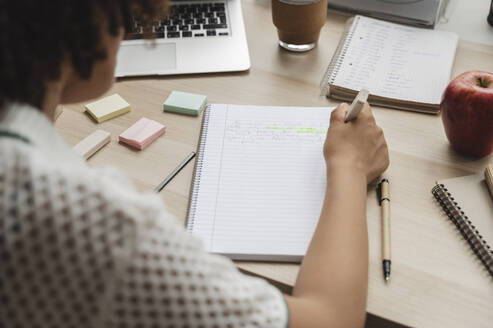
[115,0,250,77]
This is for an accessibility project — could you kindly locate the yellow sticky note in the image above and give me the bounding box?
[85,94,131,123]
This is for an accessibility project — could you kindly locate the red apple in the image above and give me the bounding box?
[441,71,493,157]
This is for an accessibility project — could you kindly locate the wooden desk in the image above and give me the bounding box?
[56,1,493,327]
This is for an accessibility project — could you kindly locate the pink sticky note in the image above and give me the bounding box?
[119,117,166,150]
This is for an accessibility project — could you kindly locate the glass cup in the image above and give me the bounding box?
[272,0,328,52]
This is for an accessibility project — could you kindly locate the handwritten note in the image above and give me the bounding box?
[331,16,458,105]
[188,104,334,261]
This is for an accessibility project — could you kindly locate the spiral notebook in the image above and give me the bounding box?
[187,104,333,261]
[432,174,493,278]
[320,15,458,114]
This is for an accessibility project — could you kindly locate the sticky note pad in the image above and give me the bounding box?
[163,91,207,116]
[118,117,166,150]
[73,130,111,160]
[85,94,131,123]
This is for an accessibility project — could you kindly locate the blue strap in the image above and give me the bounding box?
[0,131,30,144]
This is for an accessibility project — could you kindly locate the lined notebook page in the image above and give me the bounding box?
[189,104,334,261]
[331,16,458,104]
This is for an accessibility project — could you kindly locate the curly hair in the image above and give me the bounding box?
[0,0,168,109]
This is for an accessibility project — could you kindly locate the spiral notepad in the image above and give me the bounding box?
[320,15,458,114]
[187,104,334,261]
[432,174,493,279]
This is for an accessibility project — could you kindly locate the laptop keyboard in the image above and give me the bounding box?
[125,2,229,40]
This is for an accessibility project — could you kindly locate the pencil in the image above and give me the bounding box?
[154,151,196,193]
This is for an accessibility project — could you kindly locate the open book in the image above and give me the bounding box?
[321,15,458,114]
[187,104,334,261]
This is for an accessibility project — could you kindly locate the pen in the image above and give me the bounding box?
[377,178,391,282]
[154,151,196,193]
[344,89,369,122]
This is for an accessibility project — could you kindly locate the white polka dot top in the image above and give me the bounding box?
[0,103,288,328]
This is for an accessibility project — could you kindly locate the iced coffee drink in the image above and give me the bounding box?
[272,0,328,52]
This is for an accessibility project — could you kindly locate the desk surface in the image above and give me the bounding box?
[56,1,493,327]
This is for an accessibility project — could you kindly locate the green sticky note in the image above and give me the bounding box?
[163,91,207,116]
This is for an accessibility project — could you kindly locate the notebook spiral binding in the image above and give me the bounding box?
[186,105,212,233]
[319,16,361,96]
[432,184,493,278]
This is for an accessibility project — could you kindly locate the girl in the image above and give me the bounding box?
[0,1,389,327]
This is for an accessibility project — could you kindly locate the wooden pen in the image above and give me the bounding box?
[377,178,391,282]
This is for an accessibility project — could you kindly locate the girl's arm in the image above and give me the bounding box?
[286,103,390,328]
